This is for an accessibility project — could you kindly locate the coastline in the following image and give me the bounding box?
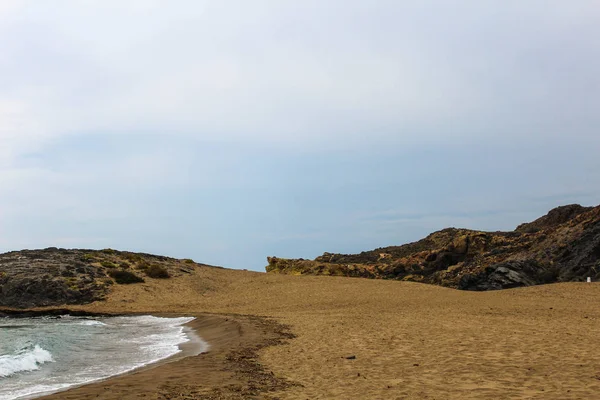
[1,313,210,400]
[33,312,294,400]
[179,322,209,358]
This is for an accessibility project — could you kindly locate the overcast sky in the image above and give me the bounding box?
[1,1,599,270]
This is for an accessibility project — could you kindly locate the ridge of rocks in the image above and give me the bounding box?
[266,204,600,290]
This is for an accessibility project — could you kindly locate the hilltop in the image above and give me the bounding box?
[266,204,600,290]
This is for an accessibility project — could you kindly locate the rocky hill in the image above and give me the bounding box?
[0,248,214,308]
[266,204,600,290]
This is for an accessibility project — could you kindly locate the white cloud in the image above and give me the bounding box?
[0,1,21,20]
[1,0,597,157]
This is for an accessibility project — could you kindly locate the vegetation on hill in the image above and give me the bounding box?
[0,248,211,308]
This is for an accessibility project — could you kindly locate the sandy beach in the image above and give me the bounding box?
[24,265,600,399]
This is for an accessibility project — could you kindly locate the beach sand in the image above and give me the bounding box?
[32,266,600,399]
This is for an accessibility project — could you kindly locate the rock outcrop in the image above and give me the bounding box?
[515,204,593,233]
[0,248,209,308]
[266,204,600,290]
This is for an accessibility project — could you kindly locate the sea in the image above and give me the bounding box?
[0,315,205,400]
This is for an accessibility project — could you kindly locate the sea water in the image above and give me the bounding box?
[0,315,203,400]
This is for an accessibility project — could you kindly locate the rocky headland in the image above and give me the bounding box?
[266,204,600,290]
[0,248,214,308]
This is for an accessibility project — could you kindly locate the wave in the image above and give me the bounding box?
[0,316,203,400]
[0,345,54,378]
[76,320,107,326]
[118,315,195,326]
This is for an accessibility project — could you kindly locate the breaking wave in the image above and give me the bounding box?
[0,345,53,378]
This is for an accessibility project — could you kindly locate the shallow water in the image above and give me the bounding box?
[0,315,201,400]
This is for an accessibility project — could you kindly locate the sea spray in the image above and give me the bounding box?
[0,345,54,378]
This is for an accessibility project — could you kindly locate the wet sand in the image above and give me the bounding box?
[29,266,600,399]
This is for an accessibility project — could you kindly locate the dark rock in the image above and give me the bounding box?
[458,262,539,291]
[516,204,593,233]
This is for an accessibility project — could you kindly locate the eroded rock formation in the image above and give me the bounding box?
[267,204,600,290]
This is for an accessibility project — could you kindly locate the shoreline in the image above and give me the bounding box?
[180,322,210,357]
[29,311,295,400]
[2,314,212,400]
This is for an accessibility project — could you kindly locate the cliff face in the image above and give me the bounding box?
[266,204,600,290]
[0,248,209,308]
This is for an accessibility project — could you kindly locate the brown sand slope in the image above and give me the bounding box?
[32,265,600,399]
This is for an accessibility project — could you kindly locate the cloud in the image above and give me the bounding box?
[2,0,598,153]
[0,1,598,268]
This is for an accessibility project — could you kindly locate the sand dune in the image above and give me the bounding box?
[37,266,600,399]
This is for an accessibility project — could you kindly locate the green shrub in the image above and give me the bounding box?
[123,253,144,263]
[136,261,150,270]
[145,264,170,279]
[82,254,95,262]
[119,261,130,268]
[101,261,117,268]
[102,248,116,255]
[108,269,144,284]
[183,258,195,264]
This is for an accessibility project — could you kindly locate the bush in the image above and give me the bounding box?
[183,258,195,264]
[136,261,150,270]
[145,264,170,279]
[108,269,144,284]
[101,261,117,268]
[123,253,144,263]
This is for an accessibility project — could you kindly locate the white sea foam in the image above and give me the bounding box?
[0,345,54,378]
[76,320,107,326]
[0,315,205,400]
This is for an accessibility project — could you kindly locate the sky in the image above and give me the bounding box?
[1,1,599,270]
